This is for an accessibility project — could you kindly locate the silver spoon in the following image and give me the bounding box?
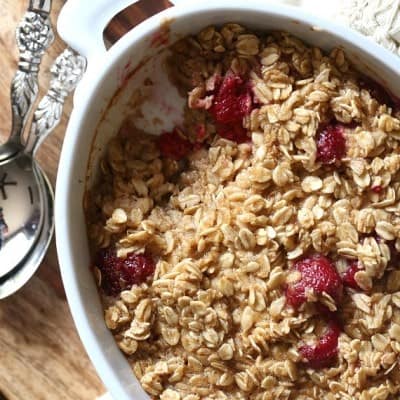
[0,163,53,298]
[0,49,86,296]
[0,0,54,276]
[0,0,54,163]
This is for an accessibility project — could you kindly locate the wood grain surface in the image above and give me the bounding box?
[0,1,170,398]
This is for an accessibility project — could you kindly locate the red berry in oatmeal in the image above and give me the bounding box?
[97,247,155,296]
[216,122,249,144]
[96,247,122,296]
[210,72,253,124]
[121,253,156,285]
[208,72,254,143]
[286,254,343,308]
[342,260,362,290]
[299,320,341,369]
[158,129,193,160]
[316,123,346,164]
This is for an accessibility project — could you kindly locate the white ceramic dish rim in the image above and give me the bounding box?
[55,1,400,399]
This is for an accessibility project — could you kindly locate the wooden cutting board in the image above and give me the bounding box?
[0,1,171,398]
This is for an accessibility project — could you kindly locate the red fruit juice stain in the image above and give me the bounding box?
[150,26,170,48]
[158,129,193,160]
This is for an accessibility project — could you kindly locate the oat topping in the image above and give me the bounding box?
[87,25,400,399]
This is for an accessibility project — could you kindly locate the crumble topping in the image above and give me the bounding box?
[86,25,400,400]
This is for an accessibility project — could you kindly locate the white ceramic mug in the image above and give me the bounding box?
[55,1,400,399]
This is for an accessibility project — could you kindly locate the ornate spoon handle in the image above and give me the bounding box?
[9,1,54,148]
[24,48,86,156]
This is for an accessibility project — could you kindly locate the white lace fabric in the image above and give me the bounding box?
[336,0,399,55]
[298,0,400,54]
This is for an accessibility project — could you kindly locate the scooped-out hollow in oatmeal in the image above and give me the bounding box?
[86,24,400,400]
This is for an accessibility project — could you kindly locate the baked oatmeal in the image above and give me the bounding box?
[86,24,400,400]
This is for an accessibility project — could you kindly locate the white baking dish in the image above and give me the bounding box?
[55,1,400,399]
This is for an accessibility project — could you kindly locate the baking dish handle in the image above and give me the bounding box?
[57,0,138,64]
[57,0,185,66]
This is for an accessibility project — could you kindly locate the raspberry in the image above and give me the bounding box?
[342,260,362,290]
[121,253,156,284]
[286,254,343,308]
[299,320,341,369]
[316,123,346,164]
[96,247,121,296]
[209,71,253,143]
[96,247,155,296]
[216,122,249,144]
[158,129,193,160]
[210,72,253,124]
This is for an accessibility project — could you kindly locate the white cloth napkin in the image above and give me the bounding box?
[95,1,400,399]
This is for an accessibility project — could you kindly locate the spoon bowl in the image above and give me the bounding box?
[0,163,53,299]
[0,153,44,278]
